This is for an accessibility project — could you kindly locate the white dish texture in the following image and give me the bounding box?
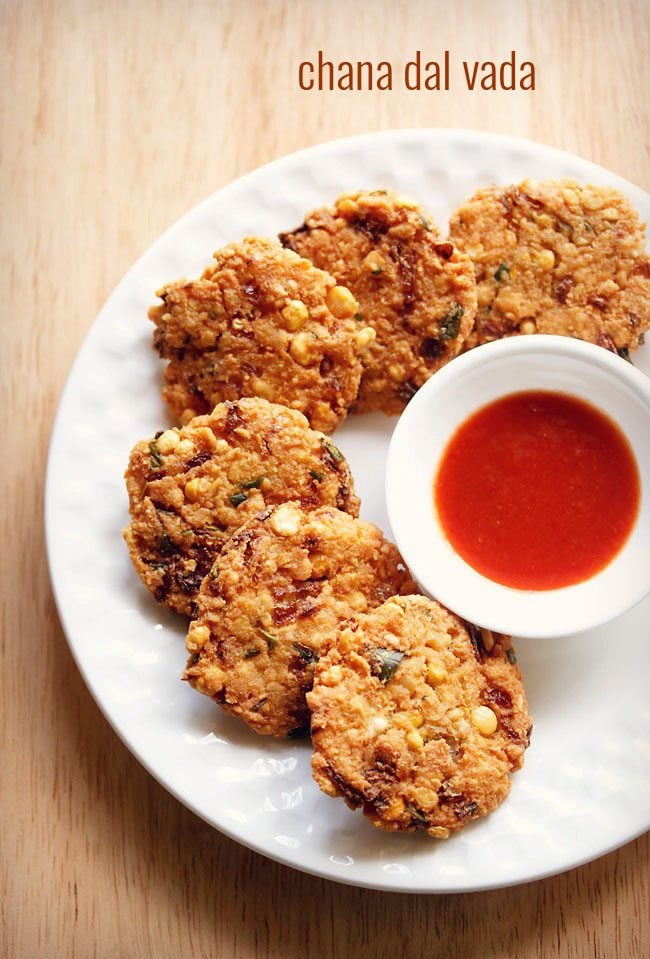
[46,129,650,893]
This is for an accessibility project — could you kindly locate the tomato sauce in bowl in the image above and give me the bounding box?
[434,390,641,591]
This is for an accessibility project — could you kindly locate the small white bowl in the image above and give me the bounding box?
[386,335,650,638]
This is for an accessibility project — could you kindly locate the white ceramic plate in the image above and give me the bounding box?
[46,129,650,893]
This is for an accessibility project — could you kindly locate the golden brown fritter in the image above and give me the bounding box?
[150,237,374,433]
[124,399,359,615]
[280,190,477,414]
[449,179,650,353]
[183,502,417,737]
[308,595,531,838]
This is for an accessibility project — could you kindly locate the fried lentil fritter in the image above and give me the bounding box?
[308,595,531,837]
[449,179,650,353]
[124,399,359,615]
[150,237,374,433]
[280,190,477,414]
[183,502,417,736]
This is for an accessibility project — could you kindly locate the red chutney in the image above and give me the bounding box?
[434,391,640,591]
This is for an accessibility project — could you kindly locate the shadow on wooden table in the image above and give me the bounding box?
[49,605,647,959]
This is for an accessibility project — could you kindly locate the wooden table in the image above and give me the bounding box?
[2,1,648,955]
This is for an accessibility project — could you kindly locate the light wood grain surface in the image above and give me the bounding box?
[2,1,649,956]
